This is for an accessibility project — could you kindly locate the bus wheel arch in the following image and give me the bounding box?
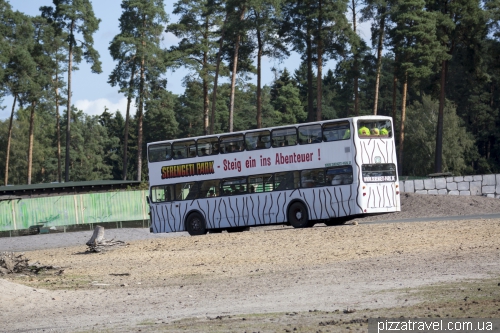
[287,200,311,228]
[184,211,207,236]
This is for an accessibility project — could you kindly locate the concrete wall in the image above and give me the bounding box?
[399,174,500,198]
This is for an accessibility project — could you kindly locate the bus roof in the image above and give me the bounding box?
[147,115,393,147]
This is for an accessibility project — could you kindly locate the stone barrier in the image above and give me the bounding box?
[399,174,500,198]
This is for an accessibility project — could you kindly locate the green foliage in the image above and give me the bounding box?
[62,108,116,181]
[403,95,477,176]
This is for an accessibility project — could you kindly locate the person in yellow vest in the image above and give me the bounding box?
[371,128,380,136]
[358,126,370,136]
[380,128,389,136]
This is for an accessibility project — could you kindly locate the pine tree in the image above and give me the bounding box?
[388,0,444,174]
[1,5,36,185]
[167,0,223,135]
[247,0,288,127]
[45,0,102,183]
[108,0,168,181]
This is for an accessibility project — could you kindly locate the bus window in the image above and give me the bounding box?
[148,143,171,162]
[220,134,244,153]
[246,130,271,150]
[323,121,350,141]
[172,140,196,160]
[301,169,325,188]
[151,185,174,202]
[298,124,322,144]
[197,136,219,156]
[248,174,273,193]
[221,177,247,195]
[175,182,199,200]
[271,127,297,147]
[357,119,392,138]
[274,171,300,191]
[199,179,220,198]
[326,165,353,185]
[362,163,397,182]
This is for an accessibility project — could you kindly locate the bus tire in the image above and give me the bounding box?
[227,226,250,233]
[185,212,207,236]
[288,201,310,228]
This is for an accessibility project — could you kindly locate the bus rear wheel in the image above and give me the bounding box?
[288,202,310,228]
[185,212,207,236]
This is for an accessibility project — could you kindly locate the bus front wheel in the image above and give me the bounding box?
[185,212,207,236]
[288,202,310,228]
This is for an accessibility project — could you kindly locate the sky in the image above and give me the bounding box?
[0,0,371,121]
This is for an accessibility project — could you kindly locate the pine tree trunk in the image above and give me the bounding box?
[27,101,36,185]
[65,20,74,183]
[203,16,210,135]
[392,73,397,120]
[373,11,385,115]
[4,94,16,186]
[306,24,314,122]
[136,15,148,182]
[55,70,61,183]
[210,13,228,135]
[256,18,263,128]
[352,0,359,117]
[316,0,323,121]
[434,60,446,173]
[137,38,145,182]
[229,7,246,133]
[398,72,408,176]
[123,66,135,180]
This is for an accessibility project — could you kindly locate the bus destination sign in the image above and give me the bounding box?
[161,161,215,179]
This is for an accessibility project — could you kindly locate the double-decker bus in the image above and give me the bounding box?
[147,116,400,235]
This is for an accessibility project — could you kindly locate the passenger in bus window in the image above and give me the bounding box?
[208,189,216,197]
[358,126,370,136]
[200,147,209,156]
[250,185,255,193]
[371,128,380,136]
[212,143,219,155]
[173,151,182,159]
[342,129,350,139]
[256,137,266,149]
[190,151,196,157]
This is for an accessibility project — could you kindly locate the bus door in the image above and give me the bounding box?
[149,185,179,232]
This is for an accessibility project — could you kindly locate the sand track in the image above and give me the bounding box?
[1,193,500,332]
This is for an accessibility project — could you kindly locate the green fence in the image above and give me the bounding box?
[0,190,149,232]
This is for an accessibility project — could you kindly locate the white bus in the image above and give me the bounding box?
[147,116,401,235]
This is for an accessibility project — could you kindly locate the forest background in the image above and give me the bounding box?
[0,0,498,185]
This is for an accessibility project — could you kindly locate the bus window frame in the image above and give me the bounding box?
[245,130,271,151]
[357,120,392,139]
[220,134,245,154]
[148,143,172,163]
[298,124,322,145]
[197,136,219,156]
[172,140,196,160]
[322,121,350,142]
[271,127,298,148]
[151,184,174,203]
[248,173,274,193]
[326,165,353,185]
[221,177,248,196]
[300,168,326,188]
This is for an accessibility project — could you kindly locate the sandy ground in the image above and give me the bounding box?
[1,193,500,332]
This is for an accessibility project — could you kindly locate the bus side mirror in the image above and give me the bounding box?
[146,196,150,204]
